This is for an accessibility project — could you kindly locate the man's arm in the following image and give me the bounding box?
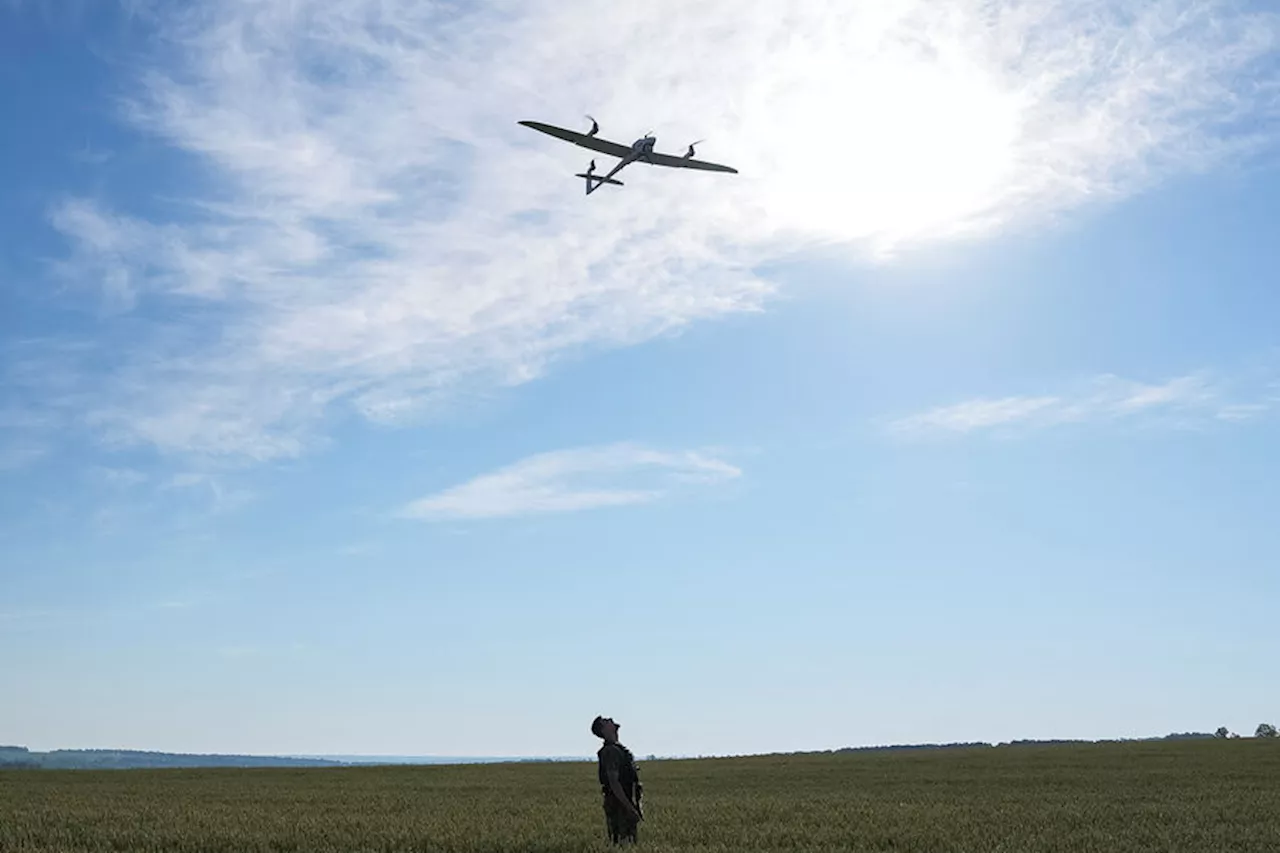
[605,767,642,821]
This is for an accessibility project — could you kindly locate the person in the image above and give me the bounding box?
[592,715,643,844]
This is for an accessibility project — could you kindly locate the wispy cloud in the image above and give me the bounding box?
[70,142,115,166]
[90,466,148,488]
[0,400,57,472]
[400,443,741,520]
[0,441,47,471]
[216,642,309,659]
[37,0,1280,462]
[888,371,1276,437]
[0,608,63,632]
[161,471,257,514]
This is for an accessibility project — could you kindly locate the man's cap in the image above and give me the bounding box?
[591,715,606,738]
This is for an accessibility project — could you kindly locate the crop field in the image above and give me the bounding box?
[3,740,1278,852]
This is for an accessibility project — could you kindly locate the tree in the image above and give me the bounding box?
[1256,723,1277,739]
[1215,727,1230,739]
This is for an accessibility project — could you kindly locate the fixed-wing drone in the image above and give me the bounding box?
[518,116,738,194]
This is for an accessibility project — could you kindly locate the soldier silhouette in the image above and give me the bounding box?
[592,715,643,844]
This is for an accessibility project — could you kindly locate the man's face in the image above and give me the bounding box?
[602,717,620,739]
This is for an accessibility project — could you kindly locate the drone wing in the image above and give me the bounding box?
[645,151,739,173]
[518,121,633,159]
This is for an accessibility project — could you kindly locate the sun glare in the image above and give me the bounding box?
[740,37,1022,254]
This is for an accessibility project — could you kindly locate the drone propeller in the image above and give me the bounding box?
[585,115,599,137]
[684,139,706,159]
[587,159,596,175]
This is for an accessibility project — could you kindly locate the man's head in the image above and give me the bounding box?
[591,715,620,742]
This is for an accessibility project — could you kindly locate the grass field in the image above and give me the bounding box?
[3,740,1278,852]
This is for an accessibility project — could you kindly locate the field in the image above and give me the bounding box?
[3,740,1278,852]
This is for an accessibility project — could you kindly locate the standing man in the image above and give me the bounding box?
[592,715,643,844]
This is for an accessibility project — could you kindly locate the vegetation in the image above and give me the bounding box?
[0,746,342,770]
[3,738,1279,852]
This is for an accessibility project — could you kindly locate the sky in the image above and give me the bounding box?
[2,0,1279,759]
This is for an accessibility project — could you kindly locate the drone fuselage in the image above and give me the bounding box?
[630,136,657,155]
[580,136,657,193]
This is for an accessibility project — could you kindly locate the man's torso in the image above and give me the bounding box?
[597,742,639,802]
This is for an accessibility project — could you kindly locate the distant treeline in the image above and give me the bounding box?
[4,726,1274,770]
[826,730,1270,754]
[833,741,994,753]
[0,746,344,770]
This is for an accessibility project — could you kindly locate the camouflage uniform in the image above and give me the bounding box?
[597,741,642,844]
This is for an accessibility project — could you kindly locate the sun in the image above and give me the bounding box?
[736,34,1025,256]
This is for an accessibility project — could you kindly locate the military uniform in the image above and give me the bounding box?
[597,741,643,844]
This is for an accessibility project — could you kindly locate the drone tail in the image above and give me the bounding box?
[576,172,623,194]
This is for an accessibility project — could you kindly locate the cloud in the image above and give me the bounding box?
[887,370,1275,437]
[90,466,148,487]
[0,608,70,634]
[161,471,257,514]
[215,642,310,659]
[400,443,741,520]
[39,0,1280,461]
[70,143,115,166]
[0,441,47,472]
[0,397,60,473]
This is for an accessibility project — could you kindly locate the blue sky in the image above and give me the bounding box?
[2,0,1279,758]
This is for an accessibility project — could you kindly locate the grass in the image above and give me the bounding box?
[2,739,1278,851]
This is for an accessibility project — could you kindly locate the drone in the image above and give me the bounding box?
[519,115,738,194]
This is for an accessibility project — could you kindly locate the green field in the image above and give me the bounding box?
[3,740,1278,852]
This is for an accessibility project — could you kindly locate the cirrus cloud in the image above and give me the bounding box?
[38,0,1280,462]
[399,443,742,520]
[887,370,1278,437]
